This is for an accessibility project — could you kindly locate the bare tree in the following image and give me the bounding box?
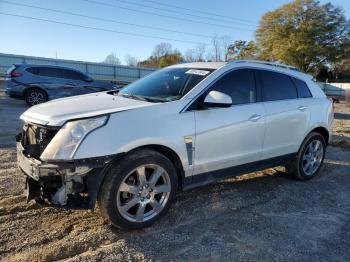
[124,54,138,67]
[185,49,196,62]
[207,35,232,62]
[220,35,232,62]
[211,35,222,62]
[103,53,121,65]
[193,43,206,62]
[152,42,173,60]
[185,44,207,62]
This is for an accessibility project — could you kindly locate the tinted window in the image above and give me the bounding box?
[259,70,297,101]
[26,67,39,75]
[210,69,256,105]
[291,77,312,98]
[61,69,86,80]
[37,67,62,78]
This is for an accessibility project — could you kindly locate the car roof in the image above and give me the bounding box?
[14,63,81,71]
[168,62,227,70]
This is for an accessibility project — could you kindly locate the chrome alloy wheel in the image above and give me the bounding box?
[302,139,324,176]
[116,164,171,222]
[28,91,45,105]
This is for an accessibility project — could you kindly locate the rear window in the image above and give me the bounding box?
[259,70,297,101]
[26,67,62,78]
[291,77,312,98]
[37,67,62,78]
[26,67,39,75]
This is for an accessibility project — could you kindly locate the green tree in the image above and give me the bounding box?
[227,40,259,60]
[256,0,350,73]
[158,52,183,68]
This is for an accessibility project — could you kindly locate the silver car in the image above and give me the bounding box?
[5,64,118,106]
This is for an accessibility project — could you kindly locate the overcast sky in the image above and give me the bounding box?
[0,0,348,64]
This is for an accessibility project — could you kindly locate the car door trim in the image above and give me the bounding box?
[182,153,295,190]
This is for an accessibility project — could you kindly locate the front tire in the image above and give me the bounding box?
[287,132,326,180]
[98,149,178,229]
[24,88,48,106]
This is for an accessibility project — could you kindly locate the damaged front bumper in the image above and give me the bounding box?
[17,142,118,208]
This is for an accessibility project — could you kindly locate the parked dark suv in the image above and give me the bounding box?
[5,64,118,106]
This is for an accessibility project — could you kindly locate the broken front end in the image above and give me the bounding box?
[16,116,116,207]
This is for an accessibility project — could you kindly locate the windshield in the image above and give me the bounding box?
[118,67,213,102]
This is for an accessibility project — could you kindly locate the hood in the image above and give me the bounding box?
[20,92,154,126]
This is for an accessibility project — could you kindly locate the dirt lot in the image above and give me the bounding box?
[0,82,350,261]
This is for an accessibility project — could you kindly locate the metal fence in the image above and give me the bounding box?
[0,53,156,84]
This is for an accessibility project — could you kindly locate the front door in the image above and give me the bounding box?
[193,69,266,177]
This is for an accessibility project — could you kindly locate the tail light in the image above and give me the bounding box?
[10,72,22,77]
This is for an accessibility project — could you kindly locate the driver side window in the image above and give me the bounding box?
[210,69,256,105]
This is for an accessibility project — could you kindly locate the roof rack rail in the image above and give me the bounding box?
[231,60,300,72]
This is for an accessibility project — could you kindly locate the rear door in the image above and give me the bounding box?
[193,69,266,176]
[257,69,310,159]
[60,69,90,95]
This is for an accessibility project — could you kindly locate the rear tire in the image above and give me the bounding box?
[24,88,48,106]
[98,149,178,229]
[286,132,326,180]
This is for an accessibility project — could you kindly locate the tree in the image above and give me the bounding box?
[124,54,138,67]
[185,44,206,62]
[152,42,173,60]
[211,35,222,62]
[208,35,232,62]
[256,0,350,73]
[227,40,259,60]
[159,51,183,68]
[103,53,121,65]
[139,43,183,68]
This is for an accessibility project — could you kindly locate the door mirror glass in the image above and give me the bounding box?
[203,90,232,108]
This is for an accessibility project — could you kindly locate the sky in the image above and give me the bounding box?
[0,0,349,64]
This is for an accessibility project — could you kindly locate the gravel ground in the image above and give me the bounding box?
[0,82,350,261]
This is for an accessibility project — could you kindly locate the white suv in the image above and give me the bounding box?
[17,60,333,229]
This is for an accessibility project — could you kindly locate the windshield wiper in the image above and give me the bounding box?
[118,93,166,103]
[118,93,148,101]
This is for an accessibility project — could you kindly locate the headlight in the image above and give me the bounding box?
[40,115,108,160]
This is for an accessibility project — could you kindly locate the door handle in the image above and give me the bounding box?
[298,106,308,111]
[248,114,262,122]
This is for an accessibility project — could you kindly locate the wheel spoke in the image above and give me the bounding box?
[135,204,146,222]
[150,199,162,213]
[303,153,311,161]
[136,166,147,185]
[313,141,320,153]
[153,184,171,194]
[119,182,138,194]
[304,162,312,173]
[149,167,163,186]
[120,197,139,212]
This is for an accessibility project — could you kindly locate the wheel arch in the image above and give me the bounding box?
[24,86,49,99]
[310,126,330,145]
[130,144,185,191]
[87,144,186,210]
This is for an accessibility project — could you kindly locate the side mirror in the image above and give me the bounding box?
[203,90,232,108]
[85,77,93,82]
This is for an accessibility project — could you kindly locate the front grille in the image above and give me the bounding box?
[18,123,58,159]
